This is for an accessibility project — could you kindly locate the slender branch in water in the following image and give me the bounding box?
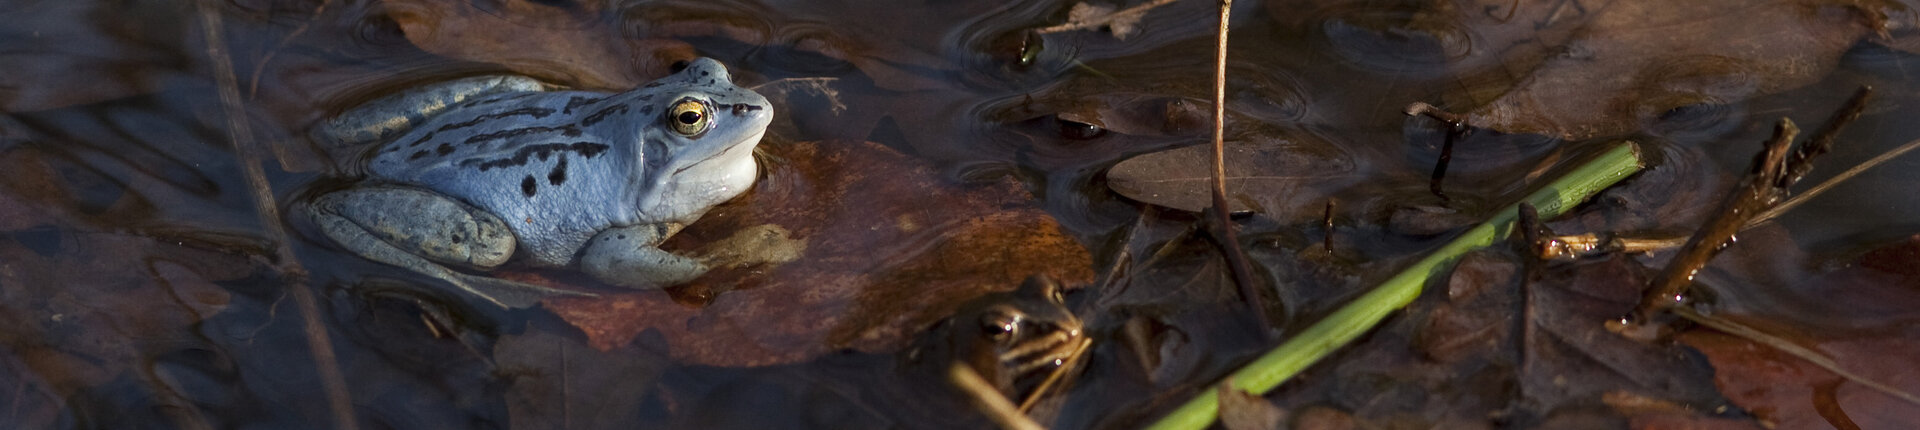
[194,2,358,429]
[1405,102,1468,125]
[949,364,1046,430]
[1034,0,1183,34]
[1148,141,1645,430]
[1321,199,1336,255]
[1631,120,1798,323]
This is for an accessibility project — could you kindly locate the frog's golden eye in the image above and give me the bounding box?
[668,98,710,136]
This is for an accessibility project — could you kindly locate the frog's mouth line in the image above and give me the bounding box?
[671,129,766,175]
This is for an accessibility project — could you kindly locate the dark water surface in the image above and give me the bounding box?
[5,0,1920,428]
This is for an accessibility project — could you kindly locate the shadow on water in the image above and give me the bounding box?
[7,0,1920,428]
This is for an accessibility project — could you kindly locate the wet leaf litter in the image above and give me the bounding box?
[5,0,1920,428]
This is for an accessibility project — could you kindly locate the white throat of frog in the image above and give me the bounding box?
[633,130,762,221]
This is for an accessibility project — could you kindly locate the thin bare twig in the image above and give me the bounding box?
[195,1,358,428]
[949,364,1046,430]
[247,0,334,98]
[1406,102,1469,201]
[1034,0,1182,34]
[1321,199,1336,255]
[1753,136,1920,225]
[1200,0,1267,329]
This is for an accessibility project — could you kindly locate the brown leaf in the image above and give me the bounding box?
[1517,256,1730,416]
[1219,380,1288,430]
[1461,0,1875,140]
[543,140,1094,366]
[1681,322,1920,429]
[1107,133,1357,215]
[381,0,696,89]
[1679,234,1920,429]
[632,0,972,91]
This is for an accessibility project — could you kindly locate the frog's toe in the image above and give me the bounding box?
[583,247,708,289]
[581,241,708,289]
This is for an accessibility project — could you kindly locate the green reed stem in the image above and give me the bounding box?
[1147,140,1645,430]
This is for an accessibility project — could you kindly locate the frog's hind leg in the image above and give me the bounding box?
[581,224,709,289]
[313,75,547,148]
[308,186,590,308]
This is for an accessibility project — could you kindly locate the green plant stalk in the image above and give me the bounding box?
[1147,140,1645,430]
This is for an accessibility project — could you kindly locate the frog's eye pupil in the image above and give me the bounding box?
[981,312,1019,340]
[668,100,710,136]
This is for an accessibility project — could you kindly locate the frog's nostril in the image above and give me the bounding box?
[729,104,766,116]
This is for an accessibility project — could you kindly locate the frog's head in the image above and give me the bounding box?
[635,58,772,219]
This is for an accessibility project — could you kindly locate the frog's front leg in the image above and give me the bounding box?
[580,224,709,289]
[308,186,591,308]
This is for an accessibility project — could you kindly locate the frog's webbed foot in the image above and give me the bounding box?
[309,186,591,309]
[580,224,708,289]
[314,75,546,148]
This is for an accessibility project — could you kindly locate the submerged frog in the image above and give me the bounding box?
[905,276,1086,401]
[306,58,772,309]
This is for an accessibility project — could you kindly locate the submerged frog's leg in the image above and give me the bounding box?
[313,75,547,148]
[308,186,591,308]
[580,224,709,289]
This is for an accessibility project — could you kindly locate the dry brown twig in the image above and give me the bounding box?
[1625,86,1871,331]
[194,1,358,428]
[949,364,1046,430]
[1405,102,1470,201]
[1196,0,1270,331]
[1034,0,1182,38]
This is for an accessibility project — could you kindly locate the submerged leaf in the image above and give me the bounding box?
[542,140,1094,366]
[1059,2,1147,40]
[1107,135,1356,214]
[381,0,695,89]
[1680,233,1920,428]
[1459,0,1877,139]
